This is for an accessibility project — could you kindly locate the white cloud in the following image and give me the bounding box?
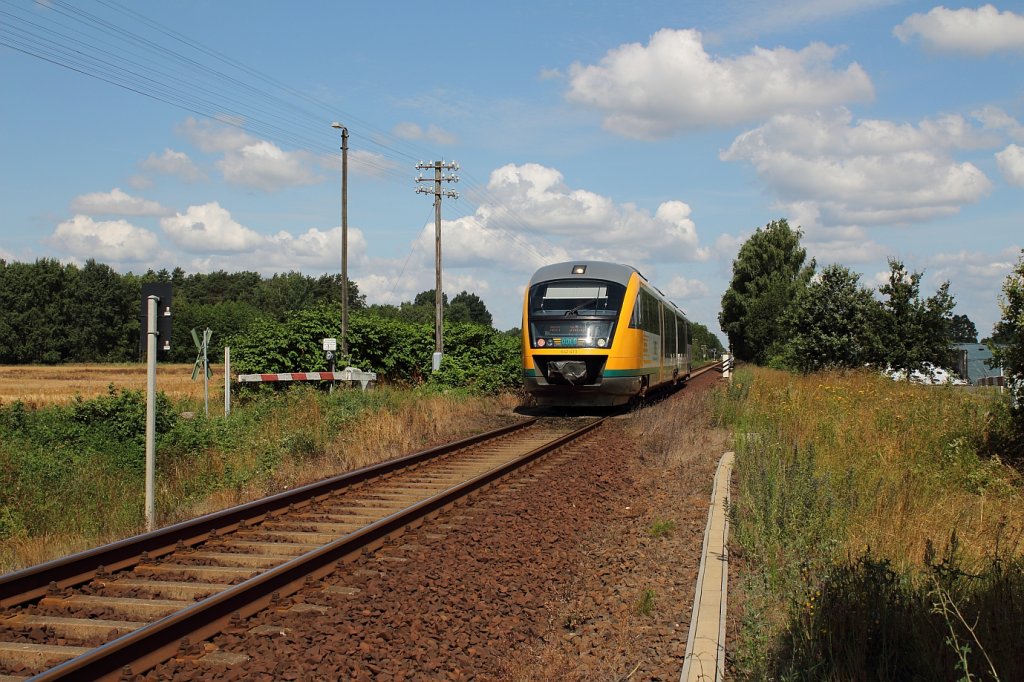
[996,144,1024,187]
[49,215,160,261]
[160,202,265,253]
[159,220,369,276]
[218,140,322,191]
[771,201,883,264]
[353,270,407,306]
[354,259,496,310]
[662,275,709,300]
[179,117,254,153]
[392,122,458,145]
[931,246,1023,285]
[421,163,709,269]
[721,109,993,226]
[70,188,168,217]
[178,117,321,191]
[139,148,205,182]
[894,4,1024,55]
[927,246,1024,336]
[565,28,873,138]
[262,226,368,271]
[973,106,1024,142]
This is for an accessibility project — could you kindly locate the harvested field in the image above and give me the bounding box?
[0,364,224,407]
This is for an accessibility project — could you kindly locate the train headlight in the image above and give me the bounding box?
[536,338,546,347]
[597,338,607,347]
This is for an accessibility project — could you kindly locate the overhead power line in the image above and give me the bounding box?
[0,0,560,276]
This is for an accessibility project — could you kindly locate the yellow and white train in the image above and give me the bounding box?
[522,261,691,406]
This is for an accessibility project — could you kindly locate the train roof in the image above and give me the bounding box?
[528,261,643,287]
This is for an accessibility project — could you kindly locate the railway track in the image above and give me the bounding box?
[0,416,607,681]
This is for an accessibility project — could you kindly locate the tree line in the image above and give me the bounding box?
[717,219,988,373]
[718,219,1024,450]
[0,259,493,365]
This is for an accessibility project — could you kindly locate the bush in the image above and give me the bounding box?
[428,324,521,394]
[229,304,522,393]
[69,384,176,440]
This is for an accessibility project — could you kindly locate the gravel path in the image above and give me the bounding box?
[147,381,728,681]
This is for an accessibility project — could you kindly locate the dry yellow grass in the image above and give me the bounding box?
[738,368,1024,569]
[168,391,522,522]
[0,363,225,408]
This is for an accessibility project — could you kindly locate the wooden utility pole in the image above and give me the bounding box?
[415,160,459,369]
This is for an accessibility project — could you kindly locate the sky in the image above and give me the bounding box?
[2,1,1023,339]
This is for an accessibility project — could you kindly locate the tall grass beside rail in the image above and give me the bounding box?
[0,385,519,573]
[718,367,1024,680]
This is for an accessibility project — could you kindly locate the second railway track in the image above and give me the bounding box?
[0,416,606,681]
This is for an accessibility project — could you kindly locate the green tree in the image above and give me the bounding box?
[719,219,815,364]
[782,264,883,373]
[878,259,956,376]
[179,270,262,306]
[168,300,266,363]
[448,291,493,326]
[0,258,139,363]
[66,259,137,362]
[0,258,67,363]
[257,271,321,316]
[991,250,1024,419]
[413,289,448,308]
[689,321,725,361]
[948,314,978,343]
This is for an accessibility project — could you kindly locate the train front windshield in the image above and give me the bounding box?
[527,280,626,349]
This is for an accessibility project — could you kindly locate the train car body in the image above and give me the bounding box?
[522,261,692,406]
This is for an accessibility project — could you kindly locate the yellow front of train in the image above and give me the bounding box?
[521,261,650,407]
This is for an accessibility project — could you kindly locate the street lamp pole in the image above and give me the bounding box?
[331,122,349,357]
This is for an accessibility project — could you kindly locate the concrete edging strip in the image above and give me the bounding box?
[679,450,734,682]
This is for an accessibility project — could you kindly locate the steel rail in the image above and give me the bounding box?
[0,417,537,609]
[31,416,606,681]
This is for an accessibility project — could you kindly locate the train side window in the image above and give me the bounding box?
[665,314,676,357]
[643,291,658,334]
[629,293,642,328]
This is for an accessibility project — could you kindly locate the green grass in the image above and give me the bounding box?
[635,588,656,617]
[717,367,1024,680]
[647,518,677,538]
[0,384,519,573]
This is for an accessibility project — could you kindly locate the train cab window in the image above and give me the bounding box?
[529,280,625,317]
[528,280,626,349]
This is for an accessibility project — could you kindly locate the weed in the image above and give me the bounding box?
[635,588,656,616]
[647,518,677,538]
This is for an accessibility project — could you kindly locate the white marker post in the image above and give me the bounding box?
[145,295,158,533]
[224,346,231,417]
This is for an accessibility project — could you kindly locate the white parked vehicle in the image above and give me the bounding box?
[883,364,967,385]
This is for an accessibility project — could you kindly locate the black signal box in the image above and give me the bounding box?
[139,283,173,355]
